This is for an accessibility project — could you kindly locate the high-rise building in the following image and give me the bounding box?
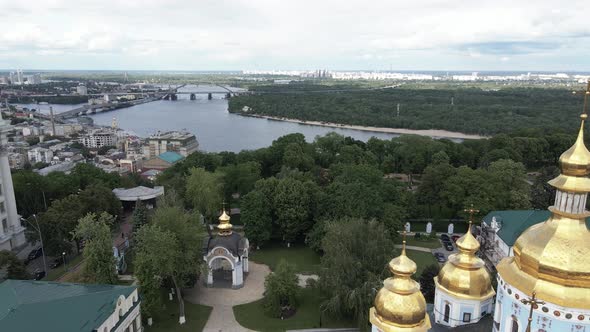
[0,113,26,251]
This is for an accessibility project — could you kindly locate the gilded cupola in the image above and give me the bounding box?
[497,108,590,309]
[370,234,431,332]
[217,209,233,236]
[435,208,495,301]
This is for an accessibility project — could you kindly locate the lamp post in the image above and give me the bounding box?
[62,252,67,271]
[21,215,48,274]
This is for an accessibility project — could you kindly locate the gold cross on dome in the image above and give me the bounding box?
[463,205,480,225]
[521,291,545,332]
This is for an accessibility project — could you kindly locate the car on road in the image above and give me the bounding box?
[444,242,454,251]
[440,234,450,242]
[49,258,62,269]
[26,247,43,264]
[434,252,447,263]
[32,269,46,280]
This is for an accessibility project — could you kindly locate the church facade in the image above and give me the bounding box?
[203,210,249,289]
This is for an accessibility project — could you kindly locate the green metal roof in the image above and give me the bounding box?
[482,210,590,246]
[0,280,136,332]
[157,151,184,164]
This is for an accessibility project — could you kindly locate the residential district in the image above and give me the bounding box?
[0,80,589,332]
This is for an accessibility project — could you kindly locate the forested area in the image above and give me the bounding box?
[229,84,584,135]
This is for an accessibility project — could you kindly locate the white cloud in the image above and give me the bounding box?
[0,0,588,70]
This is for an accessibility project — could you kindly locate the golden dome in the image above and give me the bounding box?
[497,112,590,309]
[435,224,495,300]
[217,210,233,236]
[370,239,431,331]
[548,114,590,192]
[497,212,590,309]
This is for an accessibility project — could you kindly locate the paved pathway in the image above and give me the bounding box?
[394,244,433,253]
[184,261,271,332]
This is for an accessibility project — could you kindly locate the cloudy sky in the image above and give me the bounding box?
[0,0,588,71]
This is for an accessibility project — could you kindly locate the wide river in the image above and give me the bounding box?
[17,85,446,152]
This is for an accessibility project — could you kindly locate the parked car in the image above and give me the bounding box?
[440,234,450,242]
[444,242,454,251]
[451,235,461,242]
[32,269,46,280]
[26,247,43,263]
[49,258,62,269]
[434,252,447,263]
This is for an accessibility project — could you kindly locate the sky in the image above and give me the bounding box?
[0,0,589,71]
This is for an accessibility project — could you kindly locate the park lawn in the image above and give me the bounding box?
[250,243,321,274]
[146,294,212,332]
[234,287,355,332]
[44,254,85,281]
[406,249,438,277]
[399,236,442,249]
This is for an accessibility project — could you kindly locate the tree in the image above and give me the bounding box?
[134,224,178,320]
[274,178,311,244]
[418,264,440,303]
[242,190,273,247]
[136,203,205,324]
[263,259,300,318]
[78,184,122,221]
[73,213,118,284]
[320,218,396,330]
[185,167,223,222]
[0,250,29,280]
[218,161,261,197]
[132,199,148,234]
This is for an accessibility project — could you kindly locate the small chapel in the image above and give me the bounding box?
[202,209,249,289]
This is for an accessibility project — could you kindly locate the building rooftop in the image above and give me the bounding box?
[482,210,590,246]
[112,186,164,201]
[158,151,184,164]
[149,131,195,141]
[0,280,136,332]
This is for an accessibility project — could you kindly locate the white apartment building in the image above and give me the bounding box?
[79,130,118,148]
[27,147,54,164]
[147,131,199,158]
[76,85,88,95]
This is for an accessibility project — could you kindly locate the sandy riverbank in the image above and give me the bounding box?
[241,114,486,140]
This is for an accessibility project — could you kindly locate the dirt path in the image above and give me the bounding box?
[184,261,271,332]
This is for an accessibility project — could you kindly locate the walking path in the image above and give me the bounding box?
[394,244,433,253]
[184,261,271,332]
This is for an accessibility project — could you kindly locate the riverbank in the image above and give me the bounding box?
[239,113,486,140]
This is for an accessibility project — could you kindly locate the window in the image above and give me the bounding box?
[2,219,7,233]
[444,304,451,323]
[511,316,519,332]
[463,312,471,323]
[0,202,4,213]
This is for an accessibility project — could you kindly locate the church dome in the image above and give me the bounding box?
[497,112,590,310]
[435,224,495,300]
[370,239,431,331]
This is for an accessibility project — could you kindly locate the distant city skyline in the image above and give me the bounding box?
[0,0,589,71]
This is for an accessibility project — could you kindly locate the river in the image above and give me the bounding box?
[16,85,457,152]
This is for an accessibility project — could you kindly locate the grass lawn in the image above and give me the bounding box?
[234,287,355,332]
[250,243,321,274]
[44,254,84,281]
[398,236,442,249]
[406,249,438,276]
[146,293,212,332]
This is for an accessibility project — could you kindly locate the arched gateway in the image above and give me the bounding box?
[203,210,249,289]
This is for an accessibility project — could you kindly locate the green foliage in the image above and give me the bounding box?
[73,213,118,284]
[320,218,396,331]
[242,190,272,247]
[185,167,223,222]
[263,260,300,318]
[274,178,313,243]
[0,250,29,280]
[418,264,440,303]
[229,86,584,135]
[132,199,149,234]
